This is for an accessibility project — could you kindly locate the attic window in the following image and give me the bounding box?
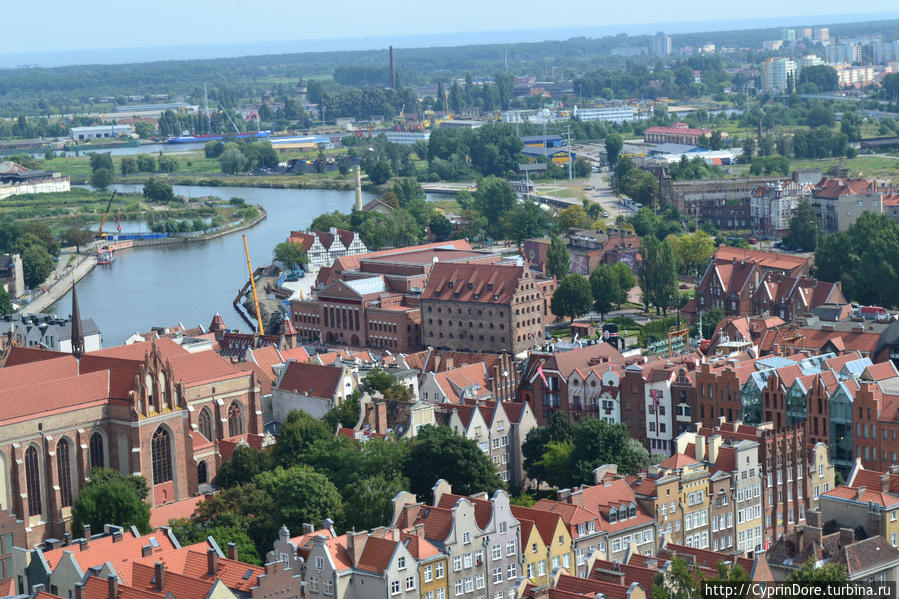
[448,281,454,288]
[468,282,473,289]
[149,537,160,547]
[488,283,494,291]
[494,295,499,301]
[243,569,254,580]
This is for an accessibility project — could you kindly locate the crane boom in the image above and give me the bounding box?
[96,190,118,238]
[242,234,265,335]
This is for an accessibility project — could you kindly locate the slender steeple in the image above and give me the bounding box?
[70,279,84,358]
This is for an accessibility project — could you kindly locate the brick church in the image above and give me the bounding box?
[0,293,265,552]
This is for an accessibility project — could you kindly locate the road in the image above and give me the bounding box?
[576,143,636,222]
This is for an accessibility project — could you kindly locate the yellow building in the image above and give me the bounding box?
[659,454,711,549]
[409,534,448,599]
[511,505,575,585]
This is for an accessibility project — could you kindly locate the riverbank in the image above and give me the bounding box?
[21,252,96,315]
[20,207,267,316]
[71,175,372,193]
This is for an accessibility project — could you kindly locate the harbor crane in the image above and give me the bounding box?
[242,234,265,335]
[95,190,118,239]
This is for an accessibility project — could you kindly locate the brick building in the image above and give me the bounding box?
[420,262,556,355]
[643,123,711,145]
[517,343,625,426]
[293,245,497,352]
[0,338,264,547]
[523,228,640,277]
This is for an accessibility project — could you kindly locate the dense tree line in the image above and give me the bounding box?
[168,408,502,564]
[815,212,899,308]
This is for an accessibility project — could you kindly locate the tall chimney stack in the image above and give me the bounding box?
[389,46,396,89]
[354,165,363,212]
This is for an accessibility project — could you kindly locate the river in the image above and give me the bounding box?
[48,184,374,346]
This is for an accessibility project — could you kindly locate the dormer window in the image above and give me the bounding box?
[488,283,494,290]
[448,281,453,288]
[468,282,473,289]
[609,510,617,524]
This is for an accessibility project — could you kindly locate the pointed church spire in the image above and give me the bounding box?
[70,279,84,358]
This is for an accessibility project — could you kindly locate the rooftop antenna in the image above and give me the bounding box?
[204,82,209,118]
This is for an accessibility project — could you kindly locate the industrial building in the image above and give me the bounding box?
[383,131,430,145]
[70,124,133,140]
[572,105,635,123]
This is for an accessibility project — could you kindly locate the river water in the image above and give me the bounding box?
[48,184,372,345]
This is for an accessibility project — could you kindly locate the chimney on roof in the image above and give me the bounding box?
[207,547,218,575]
[346,531,368,568]
[227,542,238,561]
[302,523,314,534]
[112,529,123,543]
[856,486,867,500]
[74,583,83,599]
[107,575,118,599]
[141,545,152,558]
[413,523,426,539]
[154,562,166,591]
[696,434,706,461]
[882,474,891,494]
[82,525,91,547]
[708,434,721,464]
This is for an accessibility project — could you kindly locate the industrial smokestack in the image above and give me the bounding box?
[389,46,396,89]
[354,165,363,211]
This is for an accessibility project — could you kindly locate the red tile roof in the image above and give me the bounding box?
[431,363,492,404]
[180,550,263,591]
[532,499,600,526]
[822,485,899,507]
[167,352,244,387]
[438,493,492,530]
[3,345,69,366]
[129,560,217,599]
[88,338,187,361]
[510,505,566,547]
[411,505,455,541]
[659,453,699,469]
[277,361,344,398]
[0,370,110,423]
[812,177,876,200]
[0,354,78,388]
[356,535,399,574]
[149,495,207,528]
[82,574,159,599]
[42,530,179,577]
[279,346,311,363]
[399,531,442,560]
[555,574,632,599]
[421,262,525,305]
[712,246,810,274]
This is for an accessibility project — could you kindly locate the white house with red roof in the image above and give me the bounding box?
[288,227,367,270]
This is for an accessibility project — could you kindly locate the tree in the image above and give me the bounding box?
[136,154,156,172]
[72,468,151,534]
[623,169,658,208]
[169,516,261,565]
[532,441,575,489]
[814,212,899,308]
[785,559,847,584]
[0,287,13,315]
[638,236,679,315]
[698,306,724,339]
[473,176,517,240]
[22,244,53,289]
[568,417,650,482]
[134,121,156,139]
[143,177,174,203]
[88,152,113,173]
[89,167,113,189]
[344,474,410,532]
[675,230,715,276]
[60,226,94,253]
[550,274,593,324]
[275,410,332,467]
[500,200,554,244]
[273,241,308,269]
[157,155,179,173]
[798,65,839,92]
[269,466,345,532]
[556,205,594,231]
[546,234,571,280]
[785,198,819,250]
[611,262,636,308]
[589,265,620,320]
[205,140,225,158]
[574,158,591,178]
[220,146,248,174]
[605,133,623,165]
[840,111,863,142]
[429,212,454,242]
[365,160,393,185]
[214,445,273,488]
[323,392,361,430]
[403,425,503,501]
[120,156,137,175]
[392,178,425,207]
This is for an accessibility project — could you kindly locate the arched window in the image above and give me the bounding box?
[197,461,208,485]
[158,372,168,409]
[57,439,73,508]
[227,402,244,437]
[198,407,213,441]
[24,446,41,516]
[89,432,105,469]
[151,427,173,484]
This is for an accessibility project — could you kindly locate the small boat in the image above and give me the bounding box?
[97,248,115,265]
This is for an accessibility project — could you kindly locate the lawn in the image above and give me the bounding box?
[789,155,899,178]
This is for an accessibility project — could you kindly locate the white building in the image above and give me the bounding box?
[761,58,797,92]
[383,131,430,145]
[70,124,133,140]
[0,313,102,352]
[798,55,824,70]
[287,227,368,270]
[573,105,635,123]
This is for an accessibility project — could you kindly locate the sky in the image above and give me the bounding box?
[2,0,898,65]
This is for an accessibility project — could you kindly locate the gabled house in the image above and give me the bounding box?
[271,361,356,422]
